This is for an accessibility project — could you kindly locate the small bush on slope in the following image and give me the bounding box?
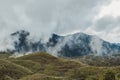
[65,69,86,80]
[1,75,14,80]
[103,70,116,80]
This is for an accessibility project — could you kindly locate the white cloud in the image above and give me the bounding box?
[1,0,120,51]
[98,0,120,18]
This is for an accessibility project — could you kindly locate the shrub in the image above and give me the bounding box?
[86,76,98,80]
[43,64,57,75]
[65,69,86,80]
[103,71,116,80]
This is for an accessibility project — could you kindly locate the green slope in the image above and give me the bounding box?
[0,52,120,80]
[0,60,32,80]
[12,52,83,76]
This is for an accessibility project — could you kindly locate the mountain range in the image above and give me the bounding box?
[4,30,120,57]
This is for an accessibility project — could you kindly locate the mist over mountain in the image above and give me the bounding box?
[48,32,120,57]
[10,30,46,53]
[2,30,120,57]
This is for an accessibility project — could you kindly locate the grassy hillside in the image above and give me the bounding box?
[73,54,120,67]
[0,53,11,59]
[0,60,32,80]
[13,53,83,76]
[0,52,120,80]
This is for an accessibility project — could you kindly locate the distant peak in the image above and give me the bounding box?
[11,30,30,36]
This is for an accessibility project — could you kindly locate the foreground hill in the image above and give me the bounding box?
[0,52,120,80]
[2,52,85,80]
[0,60,32,80]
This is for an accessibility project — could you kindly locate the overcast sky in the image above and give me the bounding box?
[0,0,120,43]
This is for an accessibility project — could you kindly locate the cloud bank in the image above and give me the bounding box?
[0,0,120,51]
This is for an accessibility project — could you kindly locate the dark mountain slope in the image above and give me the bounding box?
[4,30,120,57]
[48,32,120,57]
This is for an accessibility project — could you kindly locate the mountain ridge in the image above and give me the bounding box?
[2,30,120,57]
